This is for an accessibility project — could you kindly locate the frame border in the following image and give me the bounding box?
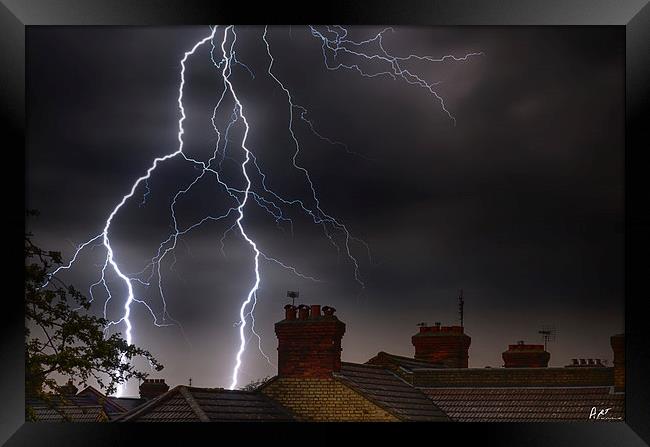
[2,1,648,445]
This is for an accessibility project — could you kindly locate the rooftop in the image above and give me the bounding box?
[335,362,449,421]
[422,386,624,422]
[365,351,443,371]
[115,386,295,422]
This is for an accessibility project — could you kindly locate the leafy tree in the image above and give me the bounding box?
[239,375,272,391]
[25,210,163,419]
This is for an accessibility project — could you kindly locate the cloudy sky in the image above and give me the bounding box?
[26,26,624,396]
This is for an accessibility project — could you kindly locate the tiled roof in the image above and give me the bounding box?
[335,362,449,421]
[28,403,107,422]
[365,351,442,371]
[27,393,113,422]
[75,386,131,419]
[115,386,295,422]
[108,397,146,412]
[27,395,91,407]
[422,387,624,422]
[411,366,614,388]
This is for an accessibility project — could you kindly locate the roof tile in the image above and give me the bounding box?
[335,363,449,421]
[422,387,624,422]
[115,386,295,422]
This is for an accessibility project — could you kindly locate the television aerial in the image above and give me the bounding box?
[538,324,558,351]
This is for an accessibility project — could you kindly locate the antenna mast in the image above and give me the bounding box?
[538,325,557,351]
[287,290,299,306]
[458,288,464,328]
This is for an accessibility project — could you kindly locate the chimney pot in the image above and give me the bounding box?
[297,304,310,320]
[322,306,336,317]
[310,304,321,319]
[284,304,297,320]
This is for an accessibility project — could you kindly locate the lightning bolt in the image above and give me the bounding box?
[44,25,480,395]
[45,27,220,397]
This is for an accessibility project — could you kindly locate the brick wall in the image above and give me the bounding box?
[261,378,398,422]
[502,343,550,368]
[412,367,614,388]
[610,334,625,392]
[139,379,170,400]
[412,325,471,368]
[275,305,346,378]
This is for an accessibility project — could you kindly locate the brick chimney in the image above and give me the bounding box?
[411,324,471,368]
[275,304,346,378]
[610,333,624,392]
[502,341,550,368]
[139,378,170,400]
[59,379,78,397]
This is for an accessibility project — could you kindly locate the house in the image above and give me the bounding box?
[114,386,295,422]
[31,301,625,423]
[75,384,144,420]
[27,380,149,421]
[256,303,624,422]
[27,400,108,422]
[366,322,625,422]
[258,304,449,421]
[26,381,109,422]
[114,304,448,422]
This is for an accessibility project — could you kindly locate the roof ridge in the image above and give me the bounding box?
[341,361,385,370]
[182,386,227,392]
[368,351,443,369]
[114,385,180,422]
[78,385,128,413]
[179,386,210,422]
[387,368,418,387]
[380,351,418,360]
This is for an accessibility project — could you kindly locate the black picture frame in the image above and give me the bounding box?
[3,1,649,445]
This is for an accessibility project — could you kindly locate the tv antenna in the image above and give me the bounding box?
[458,288,465,328]
[287,290,299,306]
[538,324,557,351]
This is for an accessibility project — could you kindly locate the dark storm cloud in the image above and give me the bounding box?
[27,26,623,392]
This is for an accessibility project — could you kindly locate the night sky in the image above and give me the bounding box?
[26,26,624,396]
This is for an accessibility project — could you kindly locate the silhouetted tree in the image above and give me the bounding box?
[240,375,272,391]
[25,210,163,419]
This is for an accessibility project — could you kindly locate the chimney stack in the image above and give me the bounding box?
[412,324,471,368]
[59,379,78,397]
[502,342,550,368]
[610,333,624,392]
[139,378,170,400]
[275,304,346,378]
